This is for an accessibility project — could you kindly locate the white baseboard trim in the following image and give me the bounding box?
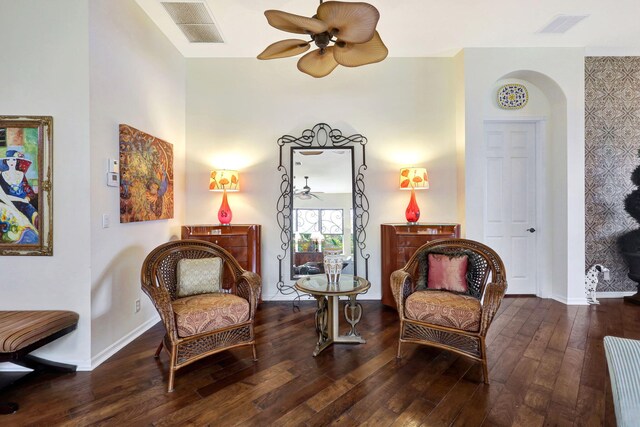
[89,314,160,371]
[72,359,93,371]
[550,291,636,305]
[596,291,636,298]
[0,358,92,372]
[550,294,589,306]
[262,292,382,302]
[262,293,312,302]
[0,363,30,372]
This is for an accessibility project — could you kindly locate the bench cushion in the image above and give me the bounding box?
[0,311,79,353]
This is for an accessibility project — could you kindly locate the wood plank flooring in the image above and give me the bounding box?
[1,297,638,426]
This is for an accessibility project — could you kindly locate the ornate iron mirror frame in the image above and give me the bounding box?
[276,123,370,302]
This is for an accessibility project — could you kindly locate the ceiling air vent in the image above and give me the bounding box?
[161,2,223,43]
[537,14,589,34]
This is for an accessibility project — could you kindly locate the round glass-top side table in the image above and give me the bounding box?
[295,274,370,356]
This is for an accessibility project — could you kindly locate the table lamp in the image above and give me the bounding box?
[399,167,429,224]
[209,169,239,225]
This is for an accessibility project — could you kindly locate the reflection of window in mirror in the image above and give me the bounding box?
[293,208,346,253]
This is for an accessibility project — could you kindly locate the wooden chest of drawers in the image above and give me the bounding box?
[381,223,460,308]
[294,251,324,266]
[181,224,261,276]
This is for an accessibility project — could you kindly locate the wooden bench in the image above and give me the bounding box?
[0,311,79,415]
[604,336,640,427]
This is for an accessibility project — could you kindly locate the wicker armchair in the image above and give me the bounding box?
[391,238,507,383]
[141,239,261,392]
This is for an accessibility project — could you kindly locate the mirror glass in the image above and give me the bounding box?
[290,147,355,279]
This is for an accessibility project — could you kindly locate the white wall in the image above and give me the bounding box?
[89,0,186,363]
[185,58,459,300]
[454,51,467,234]
[462,48,585,304]
[0,0,186,369]
[0,0,92,367]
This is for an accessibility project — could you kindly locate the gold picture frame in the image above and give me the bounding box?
[0,116,53,256]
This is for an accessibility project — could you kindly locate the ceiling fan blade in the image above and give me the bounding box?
[297,47,339,78]
[317,1,379,44]
[264,10,328,35]
[334,31,388,67]
[258,39,311,60]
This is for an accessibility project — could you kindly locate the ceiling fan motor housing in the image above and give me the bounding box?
[312,32,332,49]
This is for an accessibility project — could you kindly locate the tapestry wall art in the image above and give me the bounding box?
[0,116,53,256]
[119,124,174,223]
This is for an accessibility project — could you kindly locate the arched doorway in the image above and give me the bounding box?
[481,71,567,297]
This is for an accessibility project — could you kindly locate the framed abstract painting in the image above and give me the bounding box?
[0,116,53,256]
[119,124,174,223]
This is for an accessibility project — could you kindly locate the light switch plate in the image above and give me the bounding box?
[108,158,119,173]
[107,172,119,187]
[102,214,110,228]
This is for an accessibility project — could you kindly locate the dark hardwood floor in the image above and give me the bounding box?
[1,297,638,426]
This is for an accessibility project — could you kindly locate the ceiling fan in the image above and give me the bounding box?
[294,176,323,200]
[257,1,388,78]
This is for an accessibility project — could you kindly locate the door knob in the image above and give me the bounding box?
[526,228,536,233]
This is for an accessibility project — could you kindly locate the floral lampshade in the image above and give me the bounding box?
[399,167,429,190]
[209,170,239,192]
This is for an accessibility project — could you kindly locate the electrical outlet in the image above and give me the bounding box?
[135,299,141,313]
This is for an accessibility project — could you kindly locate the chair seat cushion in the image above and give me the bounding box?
[0,311,79,353]
[172,294,249,338]
[404,291,481,332]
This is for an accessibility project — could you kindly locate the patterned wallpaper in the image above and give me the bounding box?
[585,56,640,292]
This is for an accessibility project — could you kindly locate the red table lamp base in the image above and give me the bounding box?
[218,189,232,225]
[405,187,420,224]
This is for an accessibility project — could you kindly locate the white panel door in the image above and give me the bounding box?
[484,122,537,294]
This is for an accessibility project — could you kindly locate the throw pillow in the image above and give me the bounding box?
[427,253,469,293]
[176,257,223,297]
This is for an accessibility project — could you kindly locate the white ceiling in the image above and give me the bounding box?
[293,150,353,194]
[135,0,640,58]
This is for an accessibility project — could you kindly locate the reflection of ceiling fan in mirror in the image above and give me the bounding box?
[257,1,388,78]
[294,176,323,200]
